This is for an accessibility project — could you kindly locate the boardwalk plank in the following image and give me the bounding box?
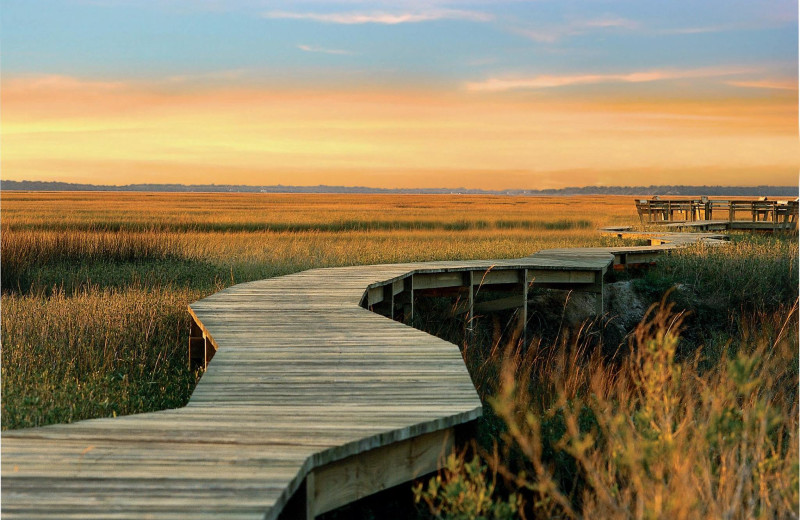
[2,236,722,518]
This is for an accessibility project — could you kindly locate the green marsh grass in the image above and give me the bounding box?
[2,286,200,428]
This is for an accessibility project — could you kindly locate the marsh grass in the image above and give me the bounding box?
[633,234,799,367]
[4,192,797,519]
[1,286,200,428]
[415,235,799,519]
[0,230,182,291]
[416,301,799,519]
[635,234,798,312]
[1,193,633,233]
[1,192,634,430]
[5,218,595,233]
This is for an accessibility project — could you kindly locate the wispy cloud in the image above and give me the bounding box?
[263,9,492,25]
[657,21,779,35]
[512,16,639,43]
[654,13,797,36]
[726,80,797,91]
[660,25,732,35]
[514,15,796,44]
[297,44,354,55]
[466,67,755,91]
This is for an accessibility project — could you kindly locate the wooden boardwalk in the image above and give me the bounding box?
[1,231,726,519]
[634,197,798,232]
[662,219,798,232]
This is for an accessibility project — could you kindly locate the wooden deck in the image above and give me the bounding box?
[634,197,798,232]
[662,219,798,232]
[1,232,726,519]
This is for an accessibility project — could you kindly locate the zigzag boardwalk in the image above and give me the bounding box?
[1,232,727,519]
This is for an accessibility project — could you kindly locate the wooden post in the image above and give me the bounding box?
[400,277,414,323]
[521,269,528,348]
[305,472,316,520]
[188,318,206,370]
[384,284,394,320]
[394,279,410,323]
[593,271,604,316]
[465,271,474,335]
[409,277,414,322]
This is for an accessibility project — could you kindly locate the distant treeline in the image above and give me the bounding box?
[2,179,797,197]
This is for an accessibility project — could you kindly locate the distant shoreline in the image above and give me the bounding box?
[1,180,797,197]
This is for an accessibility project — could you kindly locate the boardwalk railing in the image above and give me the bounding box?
[635,197,798,230]
[1,231,729,519]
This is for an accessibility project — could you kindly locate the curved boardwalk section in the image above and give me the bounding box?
[1,233,726,519]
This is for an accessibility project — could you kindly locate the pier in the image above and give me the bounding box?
[634,197,798,232]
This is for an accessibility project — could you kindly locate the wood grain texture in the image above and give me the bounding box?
[310,428,454,517]
[2,237,719,519]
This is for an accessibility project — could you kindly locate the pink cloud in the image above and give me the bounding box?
[263,9,492,25]
[466,67,757,91]
[297,44,354,55]
[512,16,640,43]
[726,80,797,91]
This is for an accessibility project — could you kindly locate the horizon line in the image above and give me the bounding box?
[2,179,797,195]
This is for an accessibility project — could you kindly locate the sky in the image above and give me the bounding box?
[1,0,798,189]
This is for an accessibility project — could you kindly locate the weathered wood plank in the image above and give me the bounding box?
[309,428,455,517]
[3,234,720,519]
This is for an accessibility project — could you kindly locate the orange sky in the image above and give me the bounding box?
[2,75,798,189]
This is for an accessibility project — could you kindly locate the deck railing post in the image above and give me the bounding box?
[465,271,475,335]
[401,276,414,323]
[521,269,528,348]
[593,271,604,316]
[410,276,414,322]
[383,284,394,320]
[305,472,316,520]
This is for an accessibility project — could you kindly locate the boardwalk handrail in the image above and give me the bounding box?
[1,231,728,519]
[635,197,799,227]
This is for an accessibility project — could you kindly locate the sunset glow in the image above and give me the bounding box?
[2,1,797,189]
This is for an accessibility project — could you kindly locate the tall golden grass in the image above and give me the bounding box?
[2,192,636,232]
[1,192,637,429]
[2,286,200,428]
[416,299,799,519]
[2,191,797,518]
